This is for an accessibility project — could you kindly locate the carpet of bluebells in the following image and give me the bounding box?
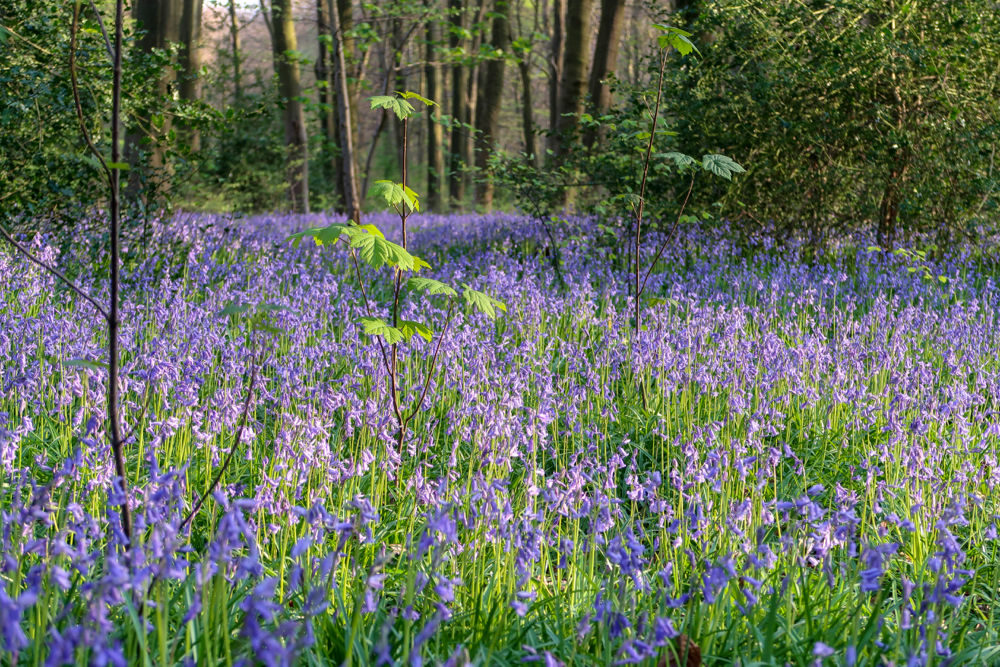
[3,212,1000,666]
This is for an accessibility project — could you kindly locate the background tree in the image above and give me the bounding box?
[271,0,309,212]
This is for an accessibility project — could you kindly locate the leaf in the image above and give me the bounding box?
[701,154,746,180]
[65,358,108,371]
[408,277,458,297]
[347,230,418,271]
[358,317,404,344]
[398,320,433,342]
[462,284,507,320]
[358,223,385,238]
[413,255,432,272]
[369,95,415,120]
[287,224,349,247]
[397,90,437,107]
[658,152,697,168]
[654,24,698,56]
[107,162,130,170]
[217,302,252,317]
[369,180,418,212]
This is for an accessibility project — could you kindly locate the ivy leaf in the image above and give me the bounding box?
[658,152,698,168]
[398,319,433,342]
[397,90,437,107]
[369,95,416,120]
[287,224,349,247]
[462,284,507,320]
[408,277,457,297]
[65,358,108,371]
[701,154,746,180]
[359,317,405,344]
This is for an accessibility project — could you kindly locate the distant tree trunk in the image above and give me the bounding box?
[547,0,565,154]
[315,0,341,199]
[475,1,509,209]
[272,0,309,212]
[584,0,624,147]
[333,0,359,209]
[179,0,204,152]
[127,0,182,199]
[555,0,593,150]
[228,0,242,102]
[518,59,537,166]
[448,0,468,209]
[425,3,446,212]
[328,0,361,221]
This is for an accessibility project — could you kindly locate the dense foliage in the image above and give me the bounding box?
[667,0,1000,247]
[3,213,1000,665]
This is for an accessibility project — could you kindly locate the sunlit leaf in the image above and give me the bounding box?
[398,319,433,342]
[462,284,507,320]
[358,317,404,344]
[408,277,458,297]
[701,154,746,180]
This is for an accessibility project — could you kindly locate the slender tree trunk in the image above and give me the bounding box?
[272,0,309,212]
[584,0,624,147]
[179,0,204,152]
[475,0,509,209]
[228,0,242,102]
[547,0,565,154]
[448,0,468,208]
[328,0,361,221]
[425,2,446,212]
[518,60,537,166]
[555,0,594,150]
[315,0,341,200]
[392,20,407,179]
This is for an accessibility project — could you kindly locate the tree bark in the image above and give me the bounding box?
[127,0,182,199]
[555,0,593,151]
[547,0,565,154]
[425,2,446,212]
[475,0,509,209]
[272,0,309,212]
[584,0,624,146]
[315,0,341,199]
[228,0,242,102]
[328,0,361,221]
[448,0,469,208]
[179,0,204,151]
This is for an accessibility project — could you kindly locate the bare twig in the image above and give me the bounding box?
[70,3,112,187]
[0,225,110,320]
[180,357,260,532]
[638,172,696,299]
[86,0,115,62]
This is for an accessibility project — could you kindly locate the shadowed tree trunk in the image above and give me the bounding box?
[475,0,509,209]
[448,0,469,208]
[547,0,565,154]
[425,1,446,211]
[584,0,624,147]
[272,0,309,212]
[555,0,594,150]
[179,0,204,152]
[127,0,181,199]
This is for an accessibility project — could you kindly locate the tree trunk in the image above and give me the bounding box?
[272,0,309,212]
[127,0,181,199]
[475,0,509,209]
[425,2,446,212]
[547,0,565,154]
[179,0,203,152]
[315,0,341,200]
[555,0,593,150]
[448,0,468,209]
[228,0,242,102]
[584,0,624,147]
[328,0,361,221]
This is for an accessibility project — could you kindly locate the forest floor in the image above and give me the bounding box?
[2,212,1000,666]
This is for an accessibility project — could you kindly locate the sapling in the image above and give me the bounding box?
[623,24,745,407]
[289,91,506,453]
